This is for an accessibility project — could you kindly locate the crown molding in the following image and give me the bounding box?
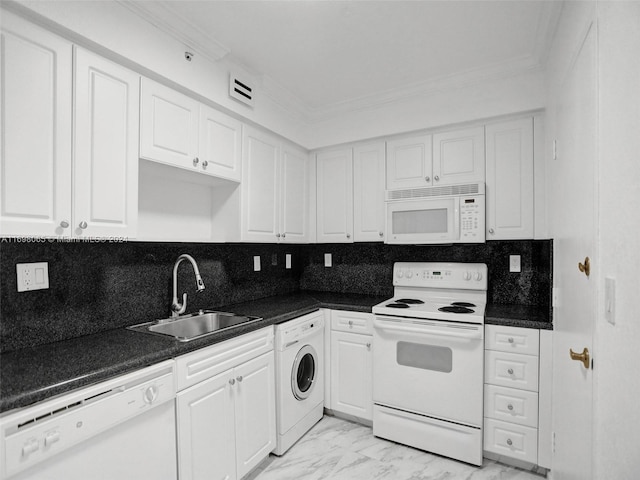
[116,0,230,63]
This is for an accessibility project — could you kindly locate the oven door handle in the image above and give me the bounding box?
[373,318,483,340]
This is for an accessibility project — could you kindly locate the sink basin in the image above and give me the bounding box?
[128,310,262,342]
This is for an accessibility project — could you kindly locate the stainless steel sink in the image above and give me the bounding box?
[128,310,262,342]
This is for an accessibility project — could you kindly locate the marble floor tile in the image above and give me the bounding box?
[248,416,544,480]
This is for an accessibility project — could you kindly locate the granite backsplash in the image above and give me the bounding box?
[0,239,551,352]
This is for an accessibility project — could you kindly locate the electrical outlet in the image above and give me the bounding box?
[253,256,261,272]
[17,262,49,292]
[286,254,292,269]
[509,255,521,273]
[324,253,332,267]
[271,253,278,266]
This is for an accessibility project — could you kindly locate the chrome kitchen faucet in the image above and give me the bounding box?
[171,254,205,317]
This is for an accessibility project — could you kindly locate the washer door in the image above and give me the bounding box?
[291,344,317,400]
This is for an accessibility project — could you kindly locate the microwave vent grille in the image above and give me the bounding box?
[386,183,481,201]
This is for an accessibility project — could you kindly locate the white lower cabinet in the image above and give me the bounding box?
[176,327,276,480]
[484,324,549,468]
[329,311,373,421]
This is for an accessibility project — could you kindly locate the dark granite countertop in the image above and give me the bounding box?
[0,291,550,413]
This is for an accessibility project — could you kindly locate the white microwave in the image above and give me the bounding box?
[385,183,485,244]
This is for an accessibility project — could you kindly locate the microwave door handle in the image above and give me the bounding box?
[454,198,461,240]
[373,318,482,340]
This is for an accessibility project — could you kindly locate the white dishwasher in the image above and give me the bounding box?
[0,360,177,480]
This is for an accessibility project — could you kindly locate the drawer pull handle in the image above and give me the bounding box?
[507,439,513,446]
[569,347,590,369]
[508,337,514,344]
[507,404,514,411]
[507,368,514,375]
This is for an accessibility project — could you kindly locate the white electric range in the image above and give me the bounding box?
[371,262,487,466]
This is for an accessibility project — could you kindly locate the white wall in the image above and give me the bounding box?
[593,2,640,477]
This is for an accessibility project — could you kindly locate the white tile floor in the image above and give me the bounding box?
[247,416,545,480]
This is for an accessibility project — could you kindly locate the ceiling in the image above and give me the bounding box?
[123,0,561,121]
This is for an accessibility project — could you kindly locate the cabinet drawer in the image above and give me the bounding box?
[484,384,538,428]
[484,418,538,464]
[331,310,373,335]
[485,325,539,355]
[176,326,274,391]
[485,350,539,392]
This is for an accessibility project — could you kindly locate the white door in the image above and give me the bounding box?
[485,118,534,240]
[241,126,280,242]
[139,78,199,170]
[330,331,373,420]
[177,369,237,480]
[353,142,385,242]
[280,144,309,243]
[234,352,276,479]
[198,105,242,182]
[316,148,353,243]
[432,126,485,185]
[73,48,139,238]
[550,20,597,480]
[386,135,433,189]
[0,13,72,237]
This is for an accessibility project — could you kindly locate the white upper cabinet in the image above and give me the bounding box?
[485,118,534,240]
[140,78,242,182]
[316,148,354,243]
[0,14,73,237]
[241,126,310,243]
[353,142,386,242]
[433,126,485,185]
[73,48,139,238]
[386,135,432,190]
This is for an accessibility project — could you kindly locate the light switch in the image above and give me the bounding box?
[605,277,615,325]
[509,255,521,273]
[324,253,332,267]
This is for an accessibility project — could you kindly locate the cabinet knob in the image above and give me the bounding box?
[79,221,88,229]
[366,342,371,350]
[507,404,514,411]
[348,320,353,327]
[489,228,495,235]
[379,231,384,237]
[60,220,69,228]
[507,439,513,446]
[282,233,286,238]
[346,233,351,239]
[202,160,208,168]
[507,368,514,375]
[434,175,440,181]
[193,157,199,166]
[236,375,243,383]
[276,233,281,238]
[425,176,430,182]
[508,337,514,344]
[229,378,235,385]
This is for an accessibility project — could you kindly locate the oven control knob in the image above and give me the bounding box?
[397,270,404,278]
[406,270,413,278]
[463,271,472,281]
[474,272,482,281]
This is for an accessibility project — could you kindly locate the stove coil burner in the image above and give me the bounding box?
[438,306,475,314]
[386,303,410,309]
[396,299,425,304]
[451,301,476,308]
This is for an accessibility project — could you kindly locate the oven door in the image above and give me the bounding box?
[386,197,459,244]
[372,315,484,427]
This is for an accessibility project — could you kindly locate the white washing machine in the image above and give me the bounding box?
[273,310,324,455]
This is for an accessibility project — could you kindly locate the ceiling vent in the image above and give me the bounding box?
[229,73,254,107]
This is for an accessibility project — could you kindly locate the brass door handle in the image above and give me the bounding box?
[569,347,590,369]
[578,257,590,277]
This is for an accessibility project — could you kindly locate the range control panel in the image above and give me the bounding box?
[393,262,488,290]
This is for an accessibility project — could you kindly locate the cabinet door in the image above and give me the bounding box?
[316,148,353,243]
[330,331,373,420]
[234,351,276,479]
[432,126,485,185]
[0,14,72,237]
[241,126,281,242]
[139,77,199,170]
[353,142,385,242]
[199,105,242,182]
[386,135,432,190]
[177,369,237,480]
[485,118,534,239]
[74,48,139,238]
[280,143,309,243]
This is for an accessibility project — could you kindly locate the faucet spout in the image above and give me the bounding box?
[171,254,206,317]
